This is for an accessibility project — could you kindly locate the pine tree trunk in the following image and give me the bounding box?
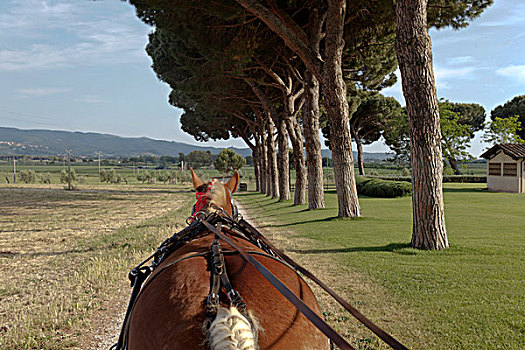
[277,115,291,200]
[448,157,462,175]
[286,117,307,205]
[303,70,325,209]
[259,125,269,195]
[258,142,266,194]
[266,117,279,198]
[395,0,449,250]
[323,0,361,218]
[351,125,365,176]
[253,144,260,192]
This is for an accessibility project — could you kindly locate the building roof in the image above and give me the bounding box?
[480,143,525,160]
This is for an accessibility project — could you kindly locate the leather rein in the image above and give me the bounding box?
[111,206,408,350]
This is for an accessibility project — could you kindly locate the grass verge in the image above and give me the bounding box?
[236,183,524,349]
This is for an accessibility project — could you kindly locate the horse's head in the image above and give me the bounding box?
[190,168,239,219]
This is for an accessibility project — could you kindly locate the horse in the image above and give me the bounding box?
[126,169,330,350]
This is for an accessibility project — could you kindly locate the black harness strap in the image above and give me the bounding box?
[205,224,252,332]
[235,218,409,350]
[200,219,357,350]
[112,212,409,350]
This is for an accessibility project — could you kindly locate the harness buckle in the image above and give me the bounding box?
[228,289,247,313]
[227,289,238,301]
[207,293,220,305]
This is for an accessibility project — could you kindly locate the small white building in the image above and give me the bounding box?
[481,144,525,193]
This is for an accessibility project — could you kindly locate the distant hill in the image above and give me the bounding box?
[0,126,392,160]
[0,127,252,157]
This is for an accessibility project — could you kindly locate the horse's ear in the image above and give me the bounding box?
[190,168,205,190]
[225,170,240,194]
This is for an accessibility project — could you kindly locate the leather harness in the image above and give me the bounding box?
[111,189,409,350]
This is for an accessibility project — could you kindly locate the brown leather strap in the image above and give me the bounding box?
[201,219,356,350]
[237,219,409,350]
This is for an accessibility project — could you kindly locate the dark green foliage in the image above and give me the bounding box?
[383,108,410,162]
[127,0,492,155]
[490,95,525,140]
[355,176,412,197]
[383,100,485,170]
[448,101,486,136]
[184,150,212,168]
[427,0,494,29]
[322,93,403,149]
[214,149,246,174]
[483,116,524,144]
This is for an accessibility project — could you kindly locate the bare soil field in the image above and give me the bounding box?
[0,184,192,350]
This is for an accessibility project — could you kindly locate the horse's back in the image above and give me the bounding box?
[128,235,329,350]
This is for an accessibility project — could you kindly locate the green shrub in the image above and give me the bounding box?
[60,169,77,183]
[443,175,486,183]
[19,170,36,184]
[100,169,123,183]
[376,175,486,183]
[356,176,412,198]
[38,172,51,184]
[156,171,174,184]
[137,171,153,183]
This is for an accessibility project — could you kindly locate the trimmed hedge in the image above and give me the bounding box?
[355,176,412,198]
[377,175,486,183]
[443,175,486,183]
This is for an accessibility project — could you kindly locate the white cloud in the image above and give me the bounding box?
[496,65,525,84]
[0,45,69,71]
[74,95,104,104]
[447,56,474,65]
[0,0,150,71]
[434,66,476,79]
[15,87,71,97]
[0,0,76,32]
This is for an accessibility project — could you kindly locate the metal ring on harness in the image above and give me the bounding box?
[186,211,205,225]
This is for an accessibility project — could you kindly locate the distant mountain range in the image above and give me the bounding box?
[0,127,392,160]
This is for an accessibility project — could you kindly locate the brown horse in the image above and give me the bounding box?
[127,169,329,350]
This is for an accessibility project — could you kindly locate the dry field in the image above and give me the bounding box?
[0,184,193,349]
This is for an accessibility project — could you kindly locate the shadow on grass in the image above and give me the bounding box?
[442,187,488,193]
[293,242,415,255]
[264,216,341,227]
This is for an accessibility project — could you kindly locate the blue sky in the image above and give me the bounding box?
[0,0,524,157]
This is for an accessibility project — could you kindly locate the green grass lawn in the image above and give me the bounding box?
[237,184,524,349]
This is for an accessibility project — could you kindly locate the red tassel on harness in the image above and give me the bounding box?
[192,179,217,215]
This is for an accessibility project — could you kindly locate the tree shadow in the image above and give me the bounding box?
[264,216,341,228]
[292,242,416,255]
[442,187,488,193]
